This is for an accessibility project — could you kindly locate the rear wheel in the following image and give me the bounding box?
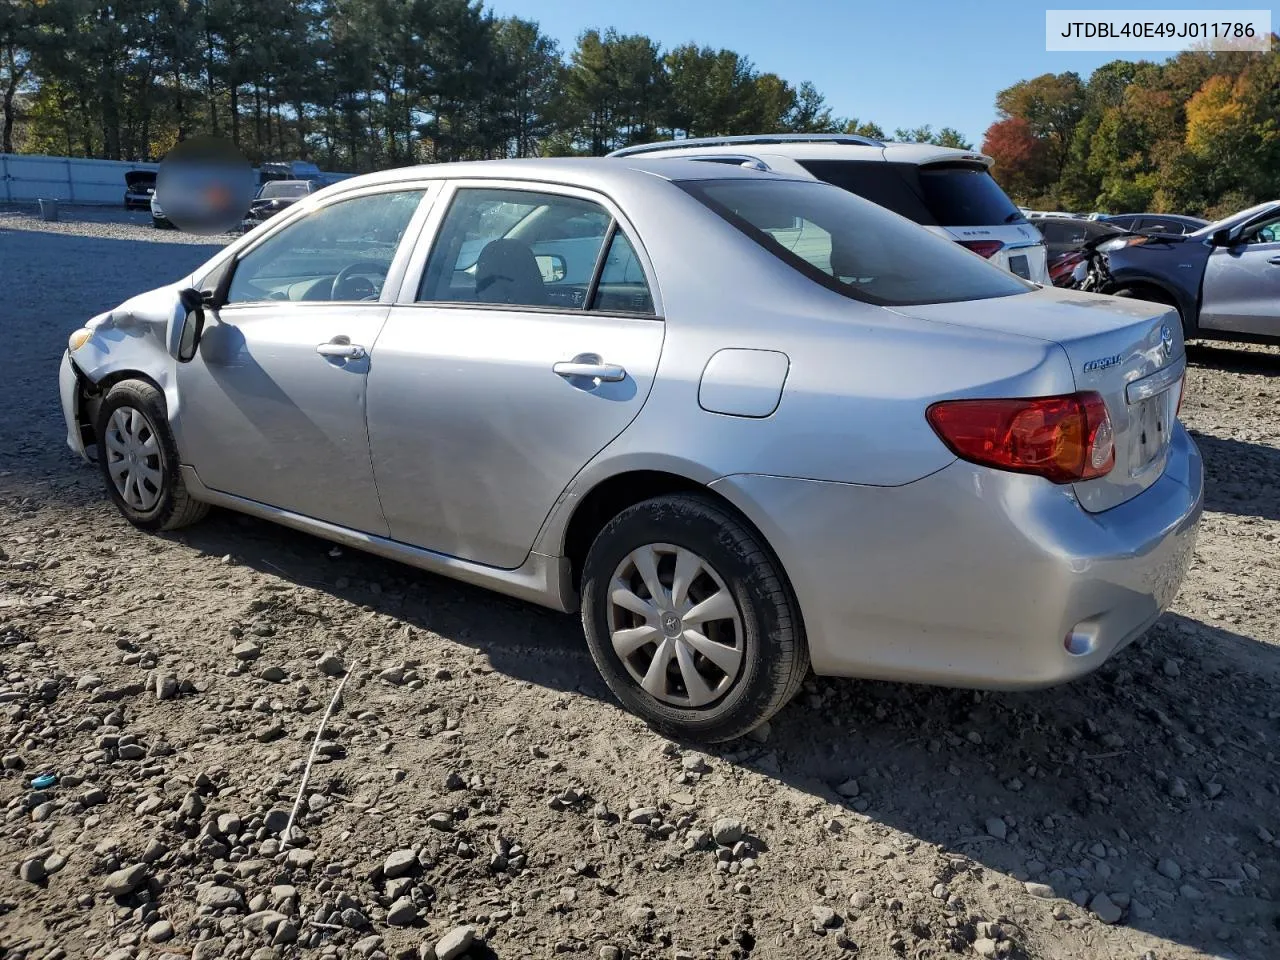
[580,494,808,742]
[94,380,208,531]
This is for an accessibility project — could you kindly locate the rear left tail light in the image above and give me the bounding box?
[957,239,1005,259]
[926,391,1115,484]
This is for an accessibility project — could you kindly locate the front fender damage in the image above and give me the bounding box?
[62,284,186,458]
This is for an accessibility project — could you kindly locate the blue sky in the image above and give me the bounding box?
[487,0,1247,146]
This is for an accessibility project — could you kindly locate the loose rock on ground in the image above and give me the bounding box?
[1,207,1279,960]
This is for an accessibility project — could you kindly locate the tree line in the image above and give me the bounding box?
[0,0,971,170]
[982,40,1280,219]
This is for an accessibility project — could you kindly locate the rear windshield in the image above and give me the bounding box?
[798,160,1025,228]
[260,181,311,199]
[681,178,1032,306]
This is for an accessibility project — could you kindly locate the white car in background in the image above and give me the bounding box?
[610,134,1050,284]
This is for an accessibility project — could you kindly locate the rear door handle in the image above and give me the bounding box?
[1267,256,1280,265]
[316,336,366,360]
[553,354,626,382]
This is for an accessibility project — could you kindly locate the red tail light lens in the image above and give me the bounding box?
[926,392,1115,484]
[956,239,1005,259]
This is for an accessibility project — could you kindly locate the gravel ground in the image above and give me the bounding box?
[0,204,240,245]
[1,207,1278,960]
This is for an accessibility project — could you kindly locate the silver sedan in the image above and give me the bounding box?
[59,158,1203,741]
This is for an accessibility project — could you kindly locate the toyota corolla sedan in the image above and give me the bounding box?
[59,159,1203,742]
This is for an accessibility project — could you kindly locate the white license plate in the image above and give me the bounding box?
[1129,389,1174,474]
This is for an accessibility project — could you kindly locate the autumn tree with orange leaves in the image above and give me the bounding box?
[983,37,1279,218]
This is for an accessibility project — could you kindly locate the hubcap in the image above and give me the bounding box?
[104,407,163,512]
[607,543,743,708]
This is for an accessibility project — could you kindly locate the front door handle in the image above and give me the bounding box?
[316,336,366,360]
[553,354,626,382]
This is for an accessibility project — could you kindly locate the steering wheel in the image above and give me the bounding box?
[331,261,389,301]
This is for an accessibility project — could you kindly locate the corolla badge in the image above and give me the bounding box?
[1082,354,1124,373]
[1159,323,1174,360]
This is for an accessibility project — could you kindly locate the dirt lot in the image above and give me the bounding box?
[1,206,1277,960]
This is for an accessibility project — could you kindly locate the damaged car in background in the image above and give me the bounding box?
[1074,199,1280,344]
[241,179,322,230]
[123,170,157,211]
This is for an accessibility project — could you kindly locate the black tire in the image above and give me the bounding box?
[94,380,208,532]
[580,493,809,742]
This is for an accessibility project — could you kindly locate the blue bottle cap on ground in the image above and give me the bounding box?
[31,773,57,789]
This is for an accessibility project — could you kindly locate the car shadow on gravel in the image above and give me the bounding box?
[171,509,603,692]
[1187,341,1280,377]
[1190,429,1280,521]
[713,611,1280,959]
[167,508,1279,958]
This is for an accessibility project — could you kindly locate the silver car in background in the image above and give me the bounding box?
[59,158,1202,741]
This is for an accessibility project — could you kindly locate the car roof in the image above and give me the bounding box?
[610,133,884,153]
[323,157,807,197]
[1038,216,1123,234]
[1105,212,1206,223]
[607,135,993,168]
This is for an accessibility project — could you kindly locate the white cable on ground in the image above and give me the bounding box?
[280,669,351,850]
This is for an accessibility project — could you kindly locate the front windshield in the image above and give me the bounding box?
[1192,201,1280,237]
[680,178,1033,306]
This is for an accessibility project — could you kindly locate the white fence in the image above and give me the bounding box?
[0,153,158,205]
[1,153,353,206]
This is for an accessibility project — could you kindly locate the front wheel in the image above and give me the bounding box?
[94,380,209,531]
[580,494,808,742]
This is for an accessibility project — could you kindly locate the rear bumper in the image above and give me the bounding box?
[709,424,1203,689]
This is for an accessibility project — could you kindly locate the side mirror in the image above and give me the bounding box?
[535,253,567,284]
[169,287,207,363]
[1210,228,1233,247]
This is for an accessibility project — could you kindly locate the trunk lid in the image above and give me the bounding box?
[892,287,1184,512]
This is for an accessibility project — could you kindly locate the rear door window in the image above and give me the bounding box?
[592,231,655,314]
[416,187,654,315]
[418,188,611,309]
